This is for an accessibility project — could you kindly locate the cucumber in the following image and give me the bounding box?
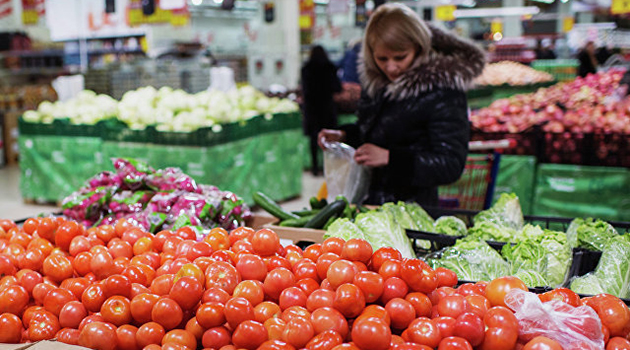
[253,192,299,221]
[279,215,316,227]
[291,209,321,217]
[323,215,339,230]
[304,199,347,229]
[310,197,328,209]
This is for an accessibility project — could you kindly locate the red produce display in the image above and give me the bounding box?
[0,216,629,350]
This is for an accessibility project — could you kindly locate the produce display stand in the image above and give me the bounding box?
[467,81,557,109]
[531,59,579,82]
[18,112,305,206]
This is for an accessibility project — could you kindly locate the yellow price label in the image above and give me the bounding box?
[170,15,189,26]
[611,0,630,14]
[435,5,456,21]
[563,17,574,32]
[491,20,503,33]
[299,15,313,29]
[22,10,38,25]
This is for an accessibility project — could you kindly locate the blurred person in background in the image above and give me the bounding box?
[535,38,557,60]
[318,3,485,206]
[578,41,598,77]
[301,45,342,176]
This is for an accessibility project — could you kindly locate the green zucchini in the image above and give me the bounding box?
[279,214,316,227]
[310,197,328,209]
[253,192,299,221]
[291,209,321,217]
[304,199,347,229]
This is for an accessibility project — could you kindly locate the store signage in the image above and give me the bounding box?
[21,0,39,24]
[562,16,574,32]
[128,0,189,26]
[611,0,630,14]
[435,5,456,21]
[299,0,315,29]
[491,20,503,33]
[0,0,12,20]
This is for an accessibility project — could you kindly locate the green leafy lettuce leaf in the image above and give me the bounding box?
[570,274,606,296]
[434,216,467,237]
[324,218,366,241]
[354,211,416,259]
[593,235,630,298]
[501,240,548,275]
[468,221,516,242]
[473,193,524,231]
[513,270,549,288]
[429,237,509,282]
[539,230,572,287]
[403,202,434,232]
[566,218,618,251]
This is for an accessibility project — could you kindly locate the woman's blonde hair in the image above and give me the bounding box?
[361,3,432,78]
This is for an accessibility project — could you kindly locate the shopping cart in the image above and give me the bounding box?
[438,139,516,211]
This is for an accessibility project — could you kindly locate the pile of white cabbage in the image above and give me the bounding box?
[22,86,299,132]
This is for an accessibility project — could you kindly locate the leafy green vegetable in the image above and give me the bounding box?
[324,218,365,241]
[570,274,606,296]
[514,224,545,243]
[429,238,509,282]
[501,240,548,275]
[382,203,418,231]
[403,202,434,232]
[473,193,524,231]
[468,221,516,242]
[354,211,416,259]
[513,270,549,287]
[434,216,467,237]
[566,218,618,251]
[539,231,572,287]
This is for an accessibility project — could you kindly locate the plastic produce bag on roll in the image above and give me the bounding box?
[322,140,371,204]
[505,288,604,350]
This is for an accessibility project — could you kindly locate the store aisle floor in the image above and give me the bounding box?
[0,164,325,222]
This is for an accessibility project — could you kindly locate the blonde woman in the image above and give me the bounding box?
[318,3,485,206]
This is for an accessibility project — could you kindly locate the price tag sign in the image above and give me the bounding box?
[562,16,574,32]
[491,20,503,33]
[611,0,630,14]
[435,5,456,21]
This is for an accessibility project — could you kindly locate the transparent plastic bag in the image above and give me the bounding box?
[322,140,371,204]
[505,289,604,350]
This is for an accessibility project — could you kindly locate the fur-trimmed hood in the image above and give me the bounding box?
[359,24,486,101]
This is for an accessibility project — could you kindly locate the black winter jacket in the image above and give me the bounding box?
[341,25,486,206]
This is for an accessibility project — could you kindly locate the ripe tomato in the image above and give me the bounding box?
[77,321,117,350]
[437,295,471,319]
[305,329,343,350]
[42,254,73,283]
[406,292,432,318]
[55,221,82,253]
[114,324,137,350]
[202,287,231,304]
[607,337,630,350]
[202,326,232,349]
[136,322,166,348]
[29,312,61,341]
[82,283,108,313]
[185,317,205,341]
[369,247,402,272]
[279,286,308,310]
[321,237,345,256]
[169,276,203,310]
[236,254,268,281]
[386,298,416,329]
[341,238,373,264]
[60,277,91,300]
[295,278,320,297]
[283,316,315,349]
[351,316,392,350]
[438,336,473,350]
[56,327,80,345]
[478,326,518,350]
[484,306,519,331]
[400,259,438,294]
[254,301,282,323]
[91,249,116,280]
[205,261,241,294]
[59,301,88,329]
[522,336,563,350]
[293,259,319,282]
[303,244,323,262]
[103,274,132,298]
[232,320,268,350]
[0,284,29,315]
[306,289,335,311]
[281,306,311,323]
[18,248,45,271]
[310,307,349,338]
[407,317,442,348]
[433,316,457,338]
[465,295,490,318]
[381,277,409,304]
[36,218,58,241]
[162,329,197,350]
[73,251,93,276]
[316,253,341,282]
[101,295,132,326]
[251,229,280,257]
[436,267,458,288]
[538,288,581,307]
[68,236,91,257]
[150,274,175,296]
[196,302,227,329]
[334,283,365,318]
[586,293,630,337]
[264,268,296,301]
[453,312,485,346]
[204,227,230,251]
[485,276,527,308]
[225,297,256,329]
[378,260,402,280]
[234,280,265,307]
[152,297,183,330]
[0,312,23,343]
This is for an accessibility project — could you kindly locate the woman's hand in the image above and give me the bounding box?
[318,129,346,149]
[354,144,389,167]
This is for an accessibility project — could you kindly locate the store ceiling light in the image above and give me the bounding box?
[213,0,223,3]
[192,0,202,5]
[453,6,540,18]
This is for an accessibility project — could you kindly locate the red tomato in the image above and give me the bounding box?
[265,317,287,341]
[232,280,264,307]
[236,254,268,281]
[293,259,319,282]
[438,336,473,350]
[522,336,563,350]
[307,289,335,311]
[406,292,433,318]
[351,317,392,350]
[73,251,93,276]
[485,276,527,308]
[334,283,365,318]
[129,293,159,324]
[433,316,457,338]
[204,227,230,251]
[327,260,358,290]
[162,329,197,350]
[116,324,139,350]
[607,337,630,350]
[152,297,183,330]
[202,287,230,304]
[78,314,105,332]
[484,306,519,331]
[28,312,61,341]
[321,237,345,256]
[357,304,391,325]
[169,276,203,310]
[251,229,280,257]
[108,238,134,259]
[281,306,311,323]
[400,259,438,294]
[205,261,241,294]
[306,329,343,350]
[295,278,320,297]
[56,327,80,345]
[353,271,384,304]
[0,312,23,343]
[202,326,232,349]
[310,307,349,338]
[436,267,458,287]
[438,295,471,319]
[264,268,296,301]
[379,260,402,280]
[150,274,175,296]
[453,312,485,347]
[279,286,308,310]
[465,295,490,318]
[19,248,45,271]
[341,238,373,264]
[91,249,116,280]
[59,301,88,329]
[224,297,256,329]
[282,316,315,349]
[60,277,91,300]
[136,322,166,348]
[78,321,117,350]
[0,284,29,315]
[478,327,518,350]
[254,301,282,323]
[407,317,442,348]
[587,294,630,337]
[369,247,403,272]
[316,253,341,282]
[55,221,81,253]
[42,254,74,283]
[538,288,581,307]
[102,274,132,298]
[381,277,409,304]
[386,298,416,329]
[101,295,132,326]
[232,320,268,350]
[303,244,323,262]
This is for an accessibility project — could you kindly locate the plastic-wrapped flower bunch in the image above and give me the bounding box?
[62,158,251,236]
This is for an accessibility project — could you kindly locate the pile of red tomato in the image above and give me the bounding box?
[0,216,630,350]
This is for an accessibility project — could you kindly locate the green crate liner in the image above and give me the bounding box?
[19,117,59,136]
[467,86,495,99]
[53,119,103,138]
[152,130,200,146]
[100,120,155,143]
[533,163,630,221]
[492,155,537,215]
[258,112,301,134]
